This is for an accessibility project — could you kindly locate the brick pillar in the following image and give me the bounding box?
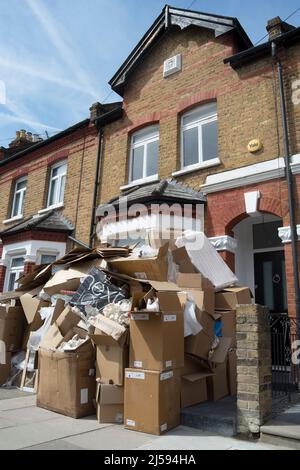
[0,264,6,292]
[236,304,272,436]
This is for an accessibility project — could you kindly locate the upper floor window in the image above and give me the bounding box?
[47,161,67,208]
[181,103,218,169]
[11,177,27,218]
[129,125,159,183]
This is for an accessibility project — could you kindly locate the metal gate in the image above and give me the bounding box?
[269,314,299,401]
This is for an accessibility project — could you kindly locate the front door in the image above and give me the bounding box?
[254,251,288,314]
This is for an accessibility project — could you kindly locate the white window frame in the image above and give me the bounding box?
[4,254,25,292]
[36,250,59,266]
[129,125,159,185]
[181,104,219,171]
[47,160,67,209]
[11,176,27,219]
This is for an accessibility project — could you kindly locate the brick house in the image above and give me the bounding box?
[95,6,300,319]
[0,102,122,292]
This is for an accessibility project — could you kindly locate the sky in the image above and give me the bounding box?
[0,0,300,146]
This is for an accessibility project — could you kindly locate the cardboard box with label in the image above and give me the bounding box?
[215,287,252,311]
[109,244,169,281]
[130,282,185,371]
[0,302,26,352]
[90,329,128,386]
[124,368,180,435]
[96,382,124,424]
[37,341,96,418]
[0,351,11,386]
[181,370,213,408]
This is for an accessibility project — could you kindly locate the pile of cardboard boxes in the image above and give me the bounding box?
[0,234,251,436]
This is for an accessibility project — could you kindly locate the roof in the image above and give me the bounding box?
[109,5,253,96]
[0,102,123,168]
[97,179,206,215]
[0,210,74,237]
[224,25,300,69]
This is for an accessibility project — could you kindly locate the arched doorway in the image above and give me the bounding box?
[233,214,287,314]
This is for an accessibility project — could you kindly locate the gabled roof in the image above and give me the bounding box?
[97,179,206,215]
[109,4,253,96]
[0,210,74,237]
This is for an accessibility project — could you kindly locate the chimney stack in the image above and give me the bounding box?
[267,16,295,41]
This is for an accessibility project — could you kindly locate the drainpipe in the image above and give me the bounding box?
[272,42,300,327]
[89,128,104,248]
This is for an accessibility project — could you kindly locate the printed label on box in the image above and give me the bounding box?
[134,272,147,280]
[163,315,177,322]
[131,314,149,321]
[125,371,145,380]
[126,419,136,427]
[165,360,173,368]
[80,388,88,404]
[160,423,168,432]
[160,371,174,381]
[134,361,143,368]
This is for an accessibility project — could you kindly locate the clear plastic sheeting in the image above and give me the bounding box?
[27,306,55,351]
[175,231,238,290]
[58,334,87,352]
[183,297,203,338]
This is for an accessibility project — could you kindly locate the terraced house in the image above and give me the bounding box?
[95,5,300,322]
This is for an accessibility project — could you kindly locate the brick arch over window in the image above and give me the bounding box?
[127,113,161,134]
[177,91,218,115]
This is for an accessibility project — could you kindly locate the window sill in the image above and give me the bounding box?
[38,203,64,215]
[3,215,23,225]
[120,175,159,192]
[172,159,221,177]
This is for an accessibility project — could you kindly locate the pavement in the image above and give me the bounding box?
[0,389,291,450]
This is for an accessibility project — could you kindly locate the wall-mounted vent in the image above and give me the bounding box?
[163,54,182,78]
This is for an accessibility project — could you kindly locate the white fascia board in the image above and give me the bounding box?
[1,240,66,261]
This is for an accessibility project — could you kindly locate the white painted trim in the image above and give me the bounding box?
[201,154,300,194]
[209,235,237,254]
[278,225,300,244]
[244,191,261,217]
[24,255,37,264]
[3,215,23,225]
[1,240,66,261]
[0,260,8,268]
[172,159,221,177]
[253,247,284,254]
[120,175,159,192]
[38,203,64,214]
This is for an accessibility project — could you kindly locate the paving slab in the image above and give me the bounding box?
[64,425,159,450]
[0,415,111,450]
[0,395,36,411]
[24,440,85,450]
[0,388,32,401]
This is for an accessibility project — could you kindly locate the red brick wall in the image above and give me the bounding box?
[0,265,6,292]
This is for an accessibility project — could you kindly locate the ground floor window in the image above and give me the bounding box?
[6,256,25,292]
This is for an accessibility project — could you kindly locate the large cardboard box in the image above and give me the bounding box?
[184,330,213,360]
[90,329,128,386]
[96,383,124,424]
[215,287,252,311]
[130,285,185,371]
[109,244,169,281]
[227,350,237,396]
[207,362,229,401]
[20,288,51,332]
[124,369,180,435]
[37,342,96,418]
[181,371,213,408]
[0,351,11,386]
[220,311,236,347]
[0,302,26,352]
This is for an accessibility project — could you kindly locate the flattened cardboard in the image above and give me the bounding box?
[215,287,252,311]
[179,354,206,377]
[176,273,213,290]
[124,368,180,435]
[181,370,213,408]
[210,337,232,364]
[39,323,64,351]
[207,362,229,401]
[130,308,184,371]
[0,304,26,352]
[96,383,124,424]
[20,288,51,331]
[37,346,96,418]
[55,307,80,337]
[220,311,236,347]
[109,244,169,281]
[172,247,197,273]
[0,351,11,386]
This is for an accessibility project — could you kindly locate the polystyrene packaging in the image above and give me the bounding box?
[175,231,238,291]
